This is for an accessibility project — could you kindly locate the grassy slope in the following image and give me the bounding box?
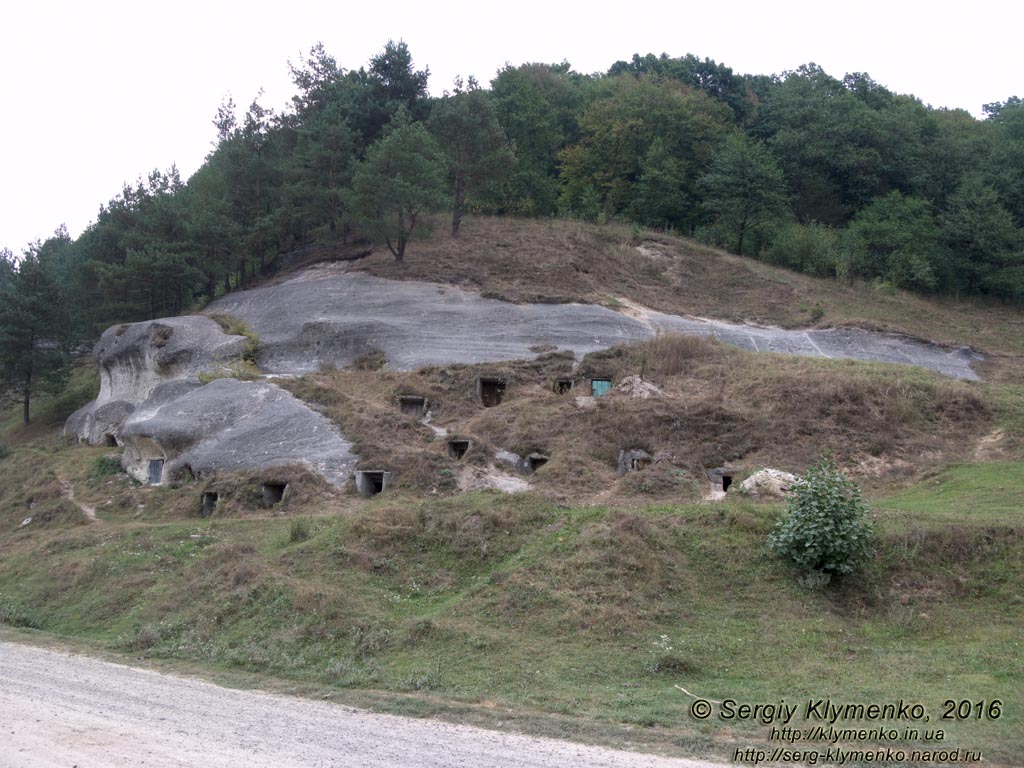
[0,450,1019,763]
[1,216,1022,764]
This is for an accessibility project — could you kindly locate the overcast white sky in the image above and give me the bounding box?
[1,0,1020,254]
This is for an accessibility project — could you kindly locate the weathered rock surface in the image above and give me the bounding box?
[65,316,355,487]
[65,316,247,445]
[208,268,983,380]
[119,378,356,486]
[739,468,799,499]
[66,265,984,489]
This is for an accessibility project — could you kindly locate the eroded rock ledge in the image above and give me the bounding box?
[65,316,356,486]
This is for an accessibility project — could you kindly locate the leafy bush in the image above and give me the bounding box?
[767,457,874,577]
[88,455,124,484]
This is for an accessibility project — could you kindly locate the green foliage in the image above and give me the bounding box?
[349,111,448,261]
[767,457,875,576]
[630,137,688,229]
[0,597,44,629]
[698,133,789,254]
[490,62,581,215]
[429,78,515,235]
[765,221,842,278]
[88,455,125,485]
[289,517,313,544]
[0,240,72,424]
[559,76,729,227]
[939,176,1022,294]
[844,191,942,290]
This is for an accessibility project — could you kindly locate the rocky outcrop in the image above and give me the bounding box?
[739,468,798,499]
[65,315,356,487]
[65,316,247,445]
[118,378,356,486]
[65,265,985,490]
[207,267,984,380]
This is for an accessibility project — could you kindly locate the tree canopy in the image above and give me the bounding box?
[3,43,1022,414]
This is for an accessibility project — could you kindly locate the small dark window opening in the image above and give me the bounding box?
[554,379,573,395]
[262,482,287,505]
[148,459,164,485]
[591,378,612,397]
[447,439,471,460]
[356,470,390,498]
[202,491,218,516]
[707,467,736,493]
[104,434,117,447]
[398,396,427,418]
[478,377,507,407]
[527,454,549,472]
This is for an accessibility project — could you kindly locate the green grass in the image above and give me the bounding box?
[877,462,1024,523]
[0,450,1020,763]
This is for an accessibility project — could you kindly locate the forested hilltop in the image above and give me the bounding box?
[2,41,1023,420]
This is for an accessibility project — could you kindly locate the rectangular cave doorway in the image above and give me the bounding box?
[202,491,218,517]
[477,377,507,408]
[262,482,288,506]
[447,439,471,460]
[104,434,118,447]
[398,395,427,418]
[554,379,574,395]
[148,458,164,485]
[591,377,612,397]
[356,470,392,498]
[707,467,737,494]
[617,449,652,475]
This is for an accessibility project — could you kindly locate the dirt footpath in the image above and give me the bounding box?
[0,642,722,768]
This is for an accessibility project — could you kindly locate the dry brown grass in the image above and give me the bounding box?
[280,336,992,503]
[298,215,1024,364]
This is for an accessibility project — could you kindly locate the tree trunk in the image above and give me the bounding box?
[451,175,465,237]
[22,368,31,425]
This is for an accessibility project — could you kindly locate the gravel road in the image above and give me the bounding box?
[0,642,721,768]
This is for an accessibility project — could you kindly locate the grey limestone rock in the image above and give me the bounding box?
[119,378,356,486]
[208,269,983,380]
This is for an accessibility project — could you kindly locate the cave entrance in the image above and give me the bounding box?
[104,434,117,447]
[617,449,652,475]
[148,459,164,485]
[554,379,574,395]
[447,439,471,460]
[398,395,427,418]
[526,453,549,472]
[477,377,507,408]
[707,467,737,494]
[262,482,287,505]
[202,491,218,516]
[591,377,612,397]
[356,470,391,498]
